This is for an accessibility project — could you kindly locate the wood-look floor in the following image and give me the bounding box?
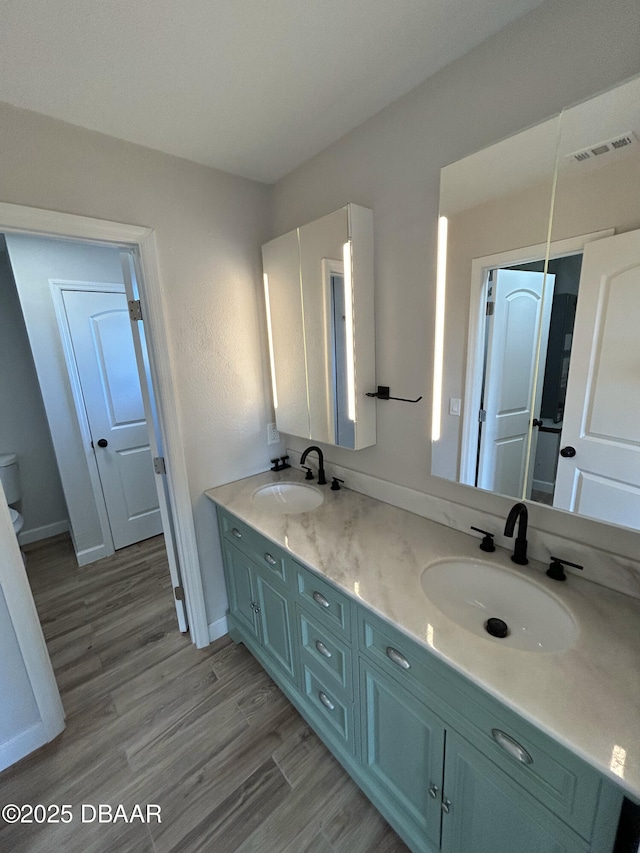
[0,533,409,853]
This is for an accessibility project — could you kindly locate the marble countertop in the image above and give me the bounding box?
[206,469,640,800]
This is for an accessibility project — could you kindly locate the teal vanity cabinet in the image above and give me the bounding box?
[218,510,296,685]
[357,608,622,853]
[216,507,624,853]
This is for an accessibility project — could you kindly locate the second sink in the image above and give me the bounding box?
[420,558,577,652]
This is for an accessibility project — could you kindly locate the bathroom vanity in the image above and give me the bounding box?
[206,470,640,853]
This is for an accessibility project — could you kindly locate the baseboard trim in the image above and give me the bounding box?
[208,615,228,643]
[19,519,70,546]
[76,543,110,566]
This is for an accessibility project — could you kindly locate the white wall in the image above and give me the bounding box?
[5,236,128,560]
[0,113,272,627]
[269,0,640,558]
[0,241,68,540]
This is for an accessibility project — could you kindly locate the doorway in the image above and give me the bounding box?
[2,231,187,633]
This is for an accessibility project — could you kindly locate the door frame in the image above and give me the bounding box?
[0,201,209,648]
[460,229,613,488]
[50,279,126,557]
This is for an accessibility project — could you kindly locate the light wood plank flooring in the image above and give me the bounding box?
[0,533,409,853]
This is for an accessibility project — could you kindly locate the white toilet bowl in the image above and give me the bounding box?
[9,507,24,536]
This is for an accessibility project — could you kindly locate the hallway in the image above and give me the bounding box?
[0,534,406,852]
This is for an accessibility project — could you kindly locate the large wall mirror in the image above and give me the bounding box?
[262,204,375,450]
[432,74,640,532]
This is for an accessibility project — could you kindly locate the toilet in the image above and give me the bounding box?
[0,452,25,538]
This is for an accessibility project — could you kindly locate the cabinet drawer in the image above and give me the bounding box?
[301,665,355,754]
[294,562,352,639]
[218,509,288,585]
[358,608,444,700]
[298,606,353,698]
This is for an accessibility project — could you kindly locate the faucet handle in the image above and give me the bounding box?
[547,556,583,581]
[470,526,496,552]
[331,477,344,491]
[302,466,314,481]
[271,457,282,471]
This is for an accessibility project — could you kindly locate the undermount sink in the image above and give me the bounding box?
[420,559,577,652]
[252,481,324,514]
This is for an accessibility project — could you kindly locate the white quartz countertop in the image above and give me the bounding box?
[205,469,640,800]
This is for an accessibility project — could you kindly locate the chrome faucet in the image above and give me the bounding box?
[300,446,327,485]
[504,502,528,565]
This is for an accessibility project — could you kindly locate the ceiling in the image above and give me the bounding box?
[0,0,547,184]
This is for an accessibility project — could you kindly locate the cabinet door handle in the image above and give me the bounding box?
[318,691,335,711]
[428,783,439,799]
[231,527,242,539]
[312,591,330,608]
[250,602,261,614]
[491,729,533,765]
[386,646,411,670]
[315,640,332,658]
[264,553,277,566]
[441,798,451,814]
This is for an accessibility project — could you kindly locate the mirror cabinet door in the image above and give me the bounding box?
[433,115,560,495]
[546,77,640,529]
[262,204,375,450]
[262,229,310,439]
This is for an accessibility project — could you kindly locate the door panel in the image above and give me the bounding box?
[360,661,444,850]
[554,230,640,528]
[479,269,553,498]
[256,570,296,681]
[223,544,258,639]
[441,731,588,853]
[62,289,162,549]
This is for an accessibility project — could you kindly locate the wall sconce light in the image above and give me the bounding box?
[263,273,279,409]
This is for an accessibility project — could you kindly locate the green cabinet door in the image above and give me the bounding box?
[255,567,296,682]
[223,542,258,639]
[360,661,444,852]
[441,730,589,853]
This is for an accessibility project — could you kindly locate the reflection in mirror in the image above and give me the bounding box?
[262,204,375,450]
[432,74,640,532]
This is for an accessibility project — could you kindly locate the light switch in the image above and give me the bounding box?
[449,398,461,416]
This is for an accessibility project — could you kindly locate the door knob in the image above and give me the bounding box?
[560,446,576,458]
[532,418,543,428]
[97,439,108,448]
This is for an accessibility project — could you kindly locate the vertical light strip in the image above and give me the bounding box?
[263,273,278,409]
[432,216,448,441]
[343,240,356,422]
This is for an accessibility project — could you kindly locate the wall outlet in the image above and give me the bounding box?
[267,422,280,445]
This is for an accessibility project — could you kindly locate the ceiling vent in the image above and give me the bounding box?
[566,131,638,165]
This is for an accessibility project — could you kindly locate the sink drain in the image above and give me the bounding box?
[485,617,509,639]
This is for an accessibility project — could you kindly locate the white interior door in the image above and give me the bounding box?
[554,229,640,528]
[478,269,554,498]
[62,289,163,550]
[120,251,188,632]
[0,483,65,771]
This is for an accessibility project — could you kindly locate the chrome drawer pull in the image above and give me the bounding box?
[428,783,439,799]
[386,646,410,670]
[312,591,330,608]
[264,553,277,566]
[441,798,451,814]
[318,691,335,711]
[315,640,332,658]
[491,729,533,765]
[231,527,242,539]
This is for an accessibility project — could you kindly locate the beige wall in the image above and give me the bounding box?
[269,0,640,555]
[0,104,271,625]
